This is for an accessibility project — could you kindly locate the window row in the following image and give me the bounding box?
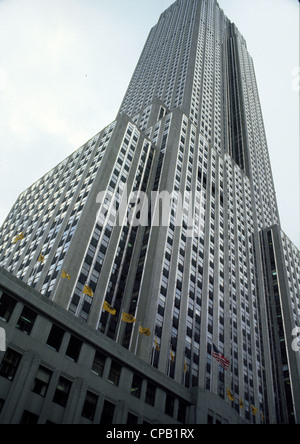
[0,292,189,423]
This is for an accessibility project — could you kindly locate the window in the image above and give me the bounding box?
[0,398,4,414]
[100,400,115,425]
[207,413,214,424]
[108,361,122,386]
[158,106,166,120]
[0,294,17,322]
[46,324,65,351]
[32,366,53,397]
[20,410,39,424]
[16,306,37,335]
[127,412,138,425]
[165,394,175,417]
[91,351,106,377]
[81,391,98,421]
[131,374,143,398]
[53,377,72,407]
[177,401,187,424]
[145,382,156,406]
[65,335,82,362]
[0,348,22,381]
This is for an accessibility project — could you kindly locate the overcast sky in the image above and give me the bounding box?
[0,0,299,248]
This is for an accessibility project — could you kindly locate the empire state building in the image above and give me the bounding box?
[0,0,299,425]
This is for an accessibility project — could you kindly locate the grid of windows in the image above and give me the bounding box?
[68,123,140,318]
[146,114,269,422]
[120,0,197,117]
[66,123,155,326]
[0,285,190,424]
[281,232,300,325]
[190,0,222,155]
[0,122,116,299]
[236,37,279,228]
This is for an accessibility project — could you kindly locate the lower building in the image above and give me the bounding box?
[0,266,247,424]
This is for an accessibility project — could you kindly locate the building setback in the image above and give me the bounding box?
[0,0,299,424]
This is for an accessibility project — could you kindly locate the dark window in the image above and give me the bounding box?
[158,106,166,120]
[91,351,106,377]
[20,410,39,424]
[145,382,156,406]
[0,294,17,322]
[53,377,72,407]
[46,325,65,351]
[0,398,5,414]
[0,348,22,381]
[108,361,121,386]
[207,414,214,424]
[82,391,98,421]
[65,335,82,362]
[165,394,175,417]
[127,412,138,424]
[131,374,143,398]
[32,366,53,397]
[100,400,115,425]
[16,306,37,335]
[177,401,187,423]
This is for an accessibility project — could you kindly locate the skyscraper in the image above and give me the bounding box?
[0,0,299,424]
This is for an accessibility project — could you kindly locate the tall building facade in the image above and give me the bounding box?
[0,0,299,424]
[260,226,300,423]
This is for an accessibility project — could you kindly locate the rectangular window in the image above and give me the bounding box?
[91,351,106,377]
[0,348,22,381]
[165,394,175,417]
[207,413,214,424]
[100,400,115,425]
[32,366,53,397]
[81,391,98,421]
[53,377,72,407]
[177,401,187,424]
[131,374,143,399]
[65,335,82,362]
[0,398,4,414]
[145,382,156,406]
[108,361,122,386]
[16,306,37,335]
[20,410,39,424]
[46,324,65,351]
[0,294,17,322]
[127,412,138,424]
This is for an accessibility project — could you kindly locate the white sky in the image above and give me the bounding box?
[0,0,299,248]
